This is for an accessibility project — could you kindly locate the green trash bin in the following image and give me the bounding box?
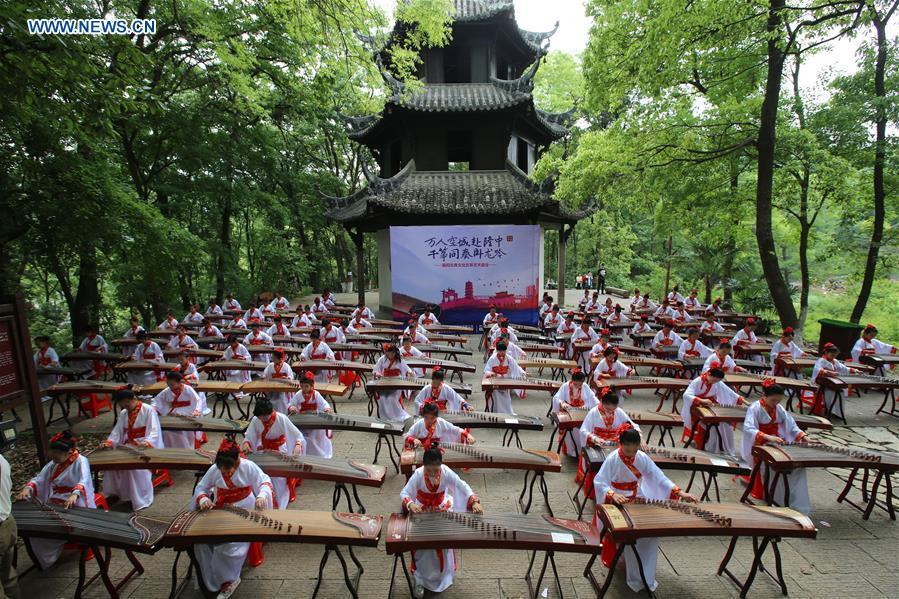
[817,319,865,360]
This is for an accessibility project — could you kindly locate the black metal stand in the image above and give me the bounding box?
[311,545,364,599]
[373,432,401,472]
[518,471,553,516]
[331,482,367,513]
[718,536,789,598]
[524,550,564,598]
[502,428,524,448]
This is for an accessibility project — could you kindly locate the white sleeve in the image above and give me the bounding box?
[244,418,262,449]
[107,409,127,446]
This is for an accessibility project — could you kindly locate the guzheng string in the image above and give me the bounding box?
[631,498,732,527]
[14,500,145,542]
[781,442,884,462]
[405,512,581,542]
[219,506,299,534]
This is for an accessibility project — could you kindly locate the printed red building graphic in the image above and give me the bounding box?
[440,280,538,311]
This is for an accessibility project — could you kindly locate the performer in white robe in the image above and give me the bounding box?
[628,288,642,308]
[555,312,578,359]
[206,299,224,317]
[770,327,806,375]
[488,322,518,345]
[76,326,109,377]
[667,286,686,304]
[851,324,896,374]
[672,302,693,322]
[543,305,563,332]
[404,321,431,345]
[243,304,264,324]
[192,440,274,597]
[413,368,471,413]
[571,320,600,370]
[400,337,426,377]
[101,389,163,510]
[635,294,657,311]
[351,303,375,319]
[653,300,676,321]
[320,319,346,347]
[244,323,273,364]
[183,305,204,326]
[606,305,630,327]
[418,306,440,327]
[810,343,860,419]
[592,348,634,397]
[483,343,525,414]
[298,330,336,383]
[165,326,198,357]
[17,431,96,569]
[629,316,652,336]
[742,383,811,515]
[151,371,202,448]
[268,292,291,312]
[223,336,253,383]
[551,370,599,457]
[699,314,725,334]
[587,330,613,362]
[242,398,304,509]
[400,447,482,595]
[347,315,373,334]
[33,336,61,391]
[260,349,294,413]
[681,368,743,453]
[321,289,336,307]
[405,403,472,449]
[372,345,413,423]
[593,429,697,592]
[705,298,723,316]
[172,351,210,447]
[732,317,763,362]
[158,312,179,331]
[226,314,247,330]
[703,340,746,373]
[287,373,333,458]
[650,322,682,351]
[678,329,713,360]
[266,316,291,340]
[128,332,164,386]
[223,293,242,312]
[310,297,327,314]
[578,388,639,497]
[684,289,703,310]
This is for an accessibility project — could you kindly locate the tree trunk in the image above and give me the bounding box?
[722,159,740,304]
[797,172,810,340]
[755,0,798,328]
[216,195,232,302]
[70,243,101,342]
[663,235,673,299]
[851,12,890,322]
[704,274,712,305]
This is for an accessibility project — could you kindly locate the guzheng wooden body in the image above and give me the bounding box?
[723,372,817,392]
[246,345,304,356]
[241,379,348,397]
[619,357,683,371]
[327,343,382,354]
[245,451,386,487]
[860,353,899,369]
[35,365,92,377]
[192,336,229,347]
[818,374,899,391]
[137,380,243,395]
[366,377,472,395]
[403,357,477,374]
[421,333,468,345]
[157,414,249,433]
[437,411,544,431]
[598,500,817,542]
[737,343,773,356]
[414,344,474,357]
[163,509,382,547]
[288,411,403,435]
[400,442,561,475]
[46,380,130,395]
[162,348,223,360]
[583,444,748,476]
[614,344,652,356]
[516,357,577,370]
[596,376,690,391]
[60,350,128,363]
[113,360,180,372]
[679,357,764,372]
[13,500,169,550]
[551,408,684,431]
[344,333,391,344]
[385,512,600,554]
[199,359,267,373]
[480,377,562,393]
[753,442,899,472]
[291,360,374,374]
[517,343,564,355]
[87,447,214,471]
[694,405,833,431]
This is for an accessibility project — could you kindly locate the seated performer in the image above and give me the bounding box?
[158,310,179,331]
[242,398,304,509]
[650,320,682,351]
[770,327,807,375]
[17,431,96,569]
[628,288,641,307]
[151,371,202,448]
[551,369,599,457]
[166,324,198,355]
[699,312,724,334]
[34,335,61,392]
[672,301,693,322]
[414,367,471,413]
[681,367,743,452]
[244,322,273,364]
[261,348,294,413]
[635,293,656,311]
[347,312,372,333]
[482,304,500,331]
[77,324,109,378]
[404,320,430,345]
[123,315,146,339]
[199,317,224,340]
[593,347,634,394]
[223,292,242,313]
[539,296,554,320]
[678,328,713,360]
[320,318,345,346]
[811,342,861,418]
[268,291,290,312]
[400,335,426,377]
[851,324,896,373]
[488,318,518,345]
[226,311,247,330]
[578,289,591,310]
[287,372,333,458]
[352,302,375,320]
[742,382,811,514]
[667,285,686,304]
[495,331,526,361]
[192,439,273,598]
[653,299,675,321]
[321,289,336,307]
[684,288,703,310]
[399,444,482,597]
[310,296,327,314]
[556,311,578,355]
[588,329,613,361]
[293,305,318,327]
[606,304,630,326]
[630,315,652,336]
[405,402,473,448]
[101,388,163,510]
[206,298,224,317]
[298,329,335,383]
[372,344,413,423]
[593,428,697,592]
[703,339,745,373]
[266,315,291,339]
[183,304,204,326]
[483,342,525,414]
[571,318,599,370]
[418,305,440,327]
[578,388,639,497]
[129,331,164,386]
[732,317,762,362]
[223,334,253,383]
[244,302,265,325]
[704,297,723,316]
[543,304,563,332]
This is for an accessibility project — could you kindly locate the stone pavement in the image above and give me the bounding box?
[15,308,899,598]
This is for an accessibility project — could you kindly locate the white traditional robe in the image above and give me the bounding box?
[244,307,264,324]
[733,328,763,363]
[123,325,146,339]
[551,382,599,456]
[630,322,652,335]
[400,465,478,593]
[244,412,304,509]
[672,308,693,322]
[418,313,440,327]
[311,302,327,314]
[543,312,562,331]
[152,384,201,448]
[372,356,413,423]
[320,326,346,353]
[347,318,373,333]
[400,346,426,377]
[851,337,896,372]
[34,347,61,391]
[404,417,468,449]
[488,326,518,344]
[129,341,164,386]
[404,329,431,344]
[165,334,197,353]
[684,296,702,309]
[681,375,742,453]
[299,341,336,383]
[352,306,375,319]
[266,322,291,339]
[261,361,295,413]
[206,304,224,316]
[593,359,632,397]
[76,334,109,375]
[572,327,600,369]
[103,403,163,510]
[668,291,686,304]
[703,352,739,373]
[288,389,333,458]
[678,338,713,360]
[699,320,725,334]
[593,450,679,592]
[158,318,179,331]
[653,306,676,320]
[741,401,810,515]
[268,296,291,311]
[414,382,469,414]
[580,407,638,448]
[770,338,804,374]
[502,341,526,361]
[227,318,247,330]
[244,330,273,364]
[483,354,525,414]
[183,311,204,325]
[482,313,500,329]
[223,298,242,311]
[223,343,253,383]
[191,460,273,592]
[651,329,682,350]
[811,356,855,418]
[25,452,96,568]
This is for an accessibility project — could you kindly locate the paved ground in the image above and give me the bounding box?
[14,289,899,598]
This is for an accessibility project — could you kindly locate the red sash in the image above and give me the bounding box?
[170,387,191,410]
[215,485,252,507]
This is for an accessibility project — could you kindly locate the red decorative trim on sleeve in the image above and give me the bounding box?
[26,481,37,491]
[72,484,85,497]
[403,436,418,450]
[754,432,767,445]
[669,486,681,500]
[795,431,807,442]
[467,495,480,511]
[195,493,209,507]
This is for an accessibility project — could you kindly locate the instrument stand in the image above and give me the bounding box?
[836,467,896,520]
[684,470,721,501]
[875,387,898,418]
[524,550,564,598]
[518,471,553,516]
[373,432,401,472]
[718,535,789,598]
[644,425,675,447]
[331,482,367,514]
[311,545,365,599]
[593,542,657,598]
[502,428,524,448]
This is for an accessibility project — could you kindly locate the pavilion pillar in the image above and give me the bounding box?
[557,224,571,307]
[351,228,365,306]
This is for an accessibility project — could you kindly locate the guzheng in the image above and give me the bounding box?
[516,357,578,370]
[422,324,472,334]
[584,444,748,477]
[246,345,304,356]
[818,373,899,391]
[515,332,554,343]
[192,336,229,347]
[60,350,128,363]
[137,380,243,395]
[414,344,474,357]
[859,353,899,369]
[157,414,249,433]
[550,408,684,431]
[403,357,477,374]
[679,357,765,373]
[723,372,817,392]
[480,376,562,393]
[198,359,267,373]
[291,360,374,374]
[437,410,544,431]
[327,343,382,354]
[113,360,180,372]
[753,441,899,471]
[162,348,223,360]
[245,451,386,487]
[46,380,130,396]
[87,446,214,471]
[366,376,472,395]
[352,327,402,337]
[35,365,92,377]
[618,356,683,371]
[365,318,404,328]
[287,326,316,335]
[420,333,467,345]
[344,333,392,344]
[289,411,403,435]
[400,442,561,475]
[385,512,600,554]
[596,376,690,391]
[162,509,382,547]
[693,404,833,431]
[736,343,773,355]
[613,344,652,356]
[517,343,564,355]
[241,379,349,397]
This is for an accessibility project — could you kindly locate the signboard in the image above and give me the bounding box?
[390,225,541,325]
[0,320,22,400]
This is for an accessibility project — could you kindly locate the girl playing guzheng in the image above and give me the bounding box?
[680,367,743,452]
[405,403,474,449]
[260,348,294,413]
[242,398,304,509]
[192,438,274,598]
[299,329,336,384]
[413,367,471,414]
[811,342,861,419]
[593,428,697,593]
[703,339,746,374]
[372,343,414,424]
[101,388,163,510]
[128,331,164,386]
[592,347,634,397]
[222,335,253,383]
[741,382,811,514]
[769,327,807,375]
[16,430,96,569]
[851,324,896,374]
[287,372,334,458]
[578,388,639,498]
[151,371,202,449]
[483,342,526,414]
[400,444,483,596]
[551,369,598,457]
